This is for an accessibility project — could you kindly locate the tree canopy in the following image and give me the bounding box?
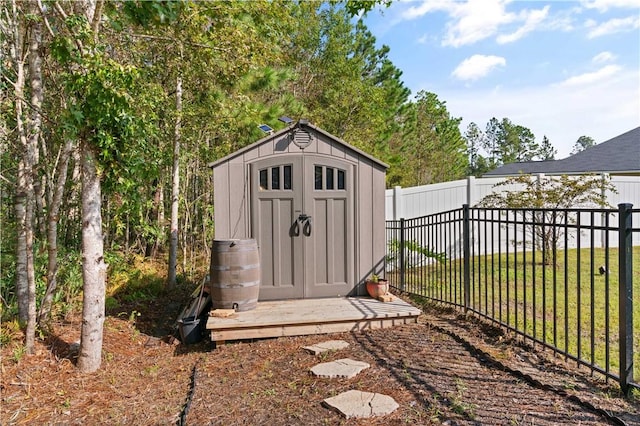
[463,118,559,176]
[571,135,596,155]
[1,0,564,369]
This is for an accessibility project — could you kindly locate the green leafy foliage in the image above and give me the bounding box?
[387,239,447,271]
[476,173,616,264]
[465,122,491,177]
[118,0,183,27]
[389,91,467,186]
[538,135,556,160]
[50,251,84,316]
[106,254,168,305]
[571,135,596,155]
[5,0,587,325]
[0,256,18,321]
[340,0,392,16]
[280,4,410,179]
[476,173,614,210]
[484,117,538,164]
[464,118,557,174]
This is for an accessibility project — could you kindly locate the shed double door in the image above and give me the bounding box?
[251,155,354,300]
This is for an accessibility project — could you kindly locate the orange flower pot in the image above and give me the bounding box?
[366,279,389,298]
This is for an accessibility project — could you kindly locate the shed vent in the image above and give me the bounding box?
[293,128,312,149]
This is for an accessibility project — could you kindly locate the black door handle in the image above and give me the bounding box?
[302,216,312,236]
[295,214,312,237]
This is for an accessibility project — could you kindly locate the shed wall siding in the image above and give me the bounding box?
[213,162,230,239]
[212,126,387,299]
[330,142,346,159]
[372,164,387,278]
[229,160,248,238]
[356,159,373,289]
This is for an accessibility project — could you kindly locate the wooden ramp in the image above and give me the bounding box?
[206,297,422,342]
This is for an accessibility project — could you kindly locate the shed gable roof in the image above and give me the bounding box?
[483,127,640,177]
[208,122,388,169]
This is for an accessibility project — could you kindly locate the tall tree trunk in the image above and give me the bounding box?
[72,0,108,373]
[168,75,182,288]
[23,169,36,354]
[15,76,37,354]
[14,163,29,326]
[28,16,46,240]
[182,167,189,278]
[10,0,36,353]
[77,139,107,373]
[38,139,75,324]
[23,10,43,353]
[11,0,28,324]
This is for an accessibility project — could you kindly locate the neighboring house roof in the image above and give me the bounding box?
[483,126,640,177]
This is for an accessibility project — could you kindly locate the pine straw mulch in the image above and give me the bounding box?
[2,289,639,425]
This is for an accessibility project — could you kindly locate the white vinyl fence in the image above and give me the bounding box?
[386,174,640,220]
[385,174,640,250]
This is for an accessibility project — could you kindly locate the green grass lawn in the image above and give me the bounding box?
[395,246,640,386]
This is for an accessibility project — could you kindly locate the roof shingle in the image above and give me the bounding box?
[483,127,640,177]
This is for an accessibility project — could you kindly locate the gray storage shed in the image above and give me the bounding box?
[209,120,388,300]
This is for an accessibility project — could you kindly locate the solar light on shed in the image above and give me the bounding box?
[278,116,293,124]
[258,124,273,135]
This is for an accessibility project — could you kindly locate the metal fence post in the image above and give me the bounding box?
[399,218,406,292]
[463,204,470,311]
[618,203,634,394]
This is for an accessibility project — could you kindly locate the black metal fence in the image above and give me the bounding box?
[385,204,638,393]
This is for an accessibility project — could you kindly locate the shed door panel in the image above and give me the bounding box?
[251,155,354,300]
[304,159,353,298]
[251,157,304,300]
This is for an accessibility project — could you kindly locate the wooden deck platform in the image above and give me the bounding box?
[205,297,422,342]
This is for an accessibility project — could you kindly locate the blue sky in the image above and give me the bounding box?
[362,0,640,158]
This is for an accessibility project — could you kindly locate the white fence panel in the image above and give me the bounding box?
[386,175,640,249]
[609,176,640,207]
[386,174,640,221]
[385,180,468,220]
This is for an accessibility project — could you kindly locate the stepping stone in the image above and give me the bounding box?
[303,340,349,355]
[310,358,369,378]
[323,389,399,419]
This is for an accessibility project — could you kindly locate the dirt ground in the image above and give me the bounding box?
[1,285,639,425]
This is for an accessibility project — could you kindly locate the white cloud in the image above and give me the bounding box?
[497,6,550,44]
[400,0,451,20]
[581,0,640,12]
[587,15,640,38]
[544,13,579,32]
[558,64,622,86]
[416,32,439,45]
[443,0,515,47]
[452,55,506,81]
[391,1,567,47]
[592,51,616,63]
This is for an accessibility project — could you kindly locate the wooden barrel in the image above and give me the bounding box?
[209,239,260,312]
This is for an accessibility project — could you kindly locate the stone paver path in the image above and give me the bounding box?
[310,358,370,379]
[309,340,398,419]
[186,316,635,425]
[302,340,349,355]
[323,389,399,419]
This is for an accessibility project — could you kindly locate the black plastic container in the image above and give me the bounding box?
[178,316,202,344]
